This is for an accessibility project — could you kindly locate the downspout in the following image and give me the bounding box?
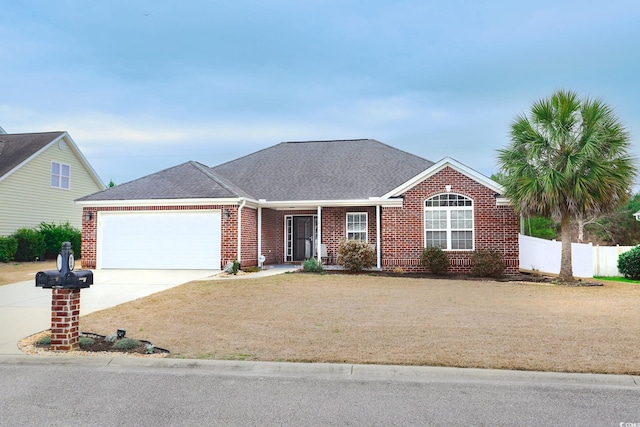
[317,206,322,262]
[237,199,246,264]
[257,206,262,265]
[376,205,381,269]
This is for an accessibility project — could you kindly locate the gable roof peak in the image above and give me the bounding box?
[0,131,69,179]
[383,156,504,198]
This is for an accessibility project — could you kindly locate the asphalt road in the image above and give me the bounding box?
[1,357,638,426]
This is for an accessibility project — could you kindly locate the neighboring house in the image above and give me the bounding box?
[77,139,519,273]
[0,131,104,236]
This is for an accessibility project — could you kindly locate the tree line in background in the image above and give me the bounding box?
[518,193,640,246]
[494,174,640,246]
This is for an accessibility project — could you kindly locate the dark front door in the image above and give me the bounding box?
[292,216,315,261]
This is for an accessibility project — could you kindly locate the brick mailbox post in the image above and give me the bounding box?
[35,242,93,351]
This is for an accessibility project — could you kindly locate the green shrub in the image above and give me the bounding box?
[105,333,118,342]
[232,259,240,275]
[471,249,505,277]
[242,266,261,273]
[79,337,95,349]
[12,228,46,262]
[337,239,376,272]
[617,246,640,279]
[0,236,18,263]
[35,334,51,346]
[302,258,324,273]
[420,247,450,274]
[113,338,141,350]
[37,222,82,260]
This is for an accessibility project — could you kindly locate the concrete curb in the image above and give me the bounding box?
[1,355,637,387]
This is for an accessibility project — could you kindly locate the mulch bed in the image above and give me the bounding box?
[35,332,170,355]
[314,269,604,286]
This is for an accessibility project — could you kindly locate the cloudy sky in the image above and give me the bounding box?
[2,1,639,185]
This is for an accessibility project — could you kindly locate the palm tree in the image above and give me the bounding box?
[497,89,636,281]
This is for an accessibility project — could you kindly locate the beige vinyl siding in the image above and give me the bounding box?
[0,139,103,236]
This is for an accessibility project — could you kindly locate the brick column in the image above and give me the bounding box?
[51,288,81,351]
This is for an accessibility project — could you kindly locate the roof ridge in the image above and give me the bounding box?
[0,131,65,137]
[283,138,371,144]
[210,139,378,170]
[368,139,433,164]
[210,142,289,171]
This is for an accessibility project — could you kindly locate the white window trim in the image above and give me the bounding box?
[424,193,474,251]
[346,212,368,242]
[50,161,71,190]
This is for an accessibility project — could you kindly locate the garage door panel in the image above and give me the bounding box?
[98,211,221,269]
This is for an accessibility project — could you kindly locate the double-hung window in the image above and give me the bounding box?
[424,194,473,250]
[51,162,70,189]
[346,212,367,241]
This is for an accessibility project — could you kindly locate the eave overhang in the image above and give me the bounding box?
[75,197,258,208]
[257,197,404,210]
[75,196,403,210]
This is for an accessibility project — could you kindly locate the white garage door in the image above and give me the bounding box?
[98,210,221,269]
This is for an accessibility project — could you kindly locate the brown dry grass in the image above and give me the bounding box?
[0,261,56,286]
[79,273,640,374]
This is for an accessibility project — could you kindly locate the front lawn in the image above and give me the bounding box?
[0,260,56,286]
[595,276,640,285]
[79,273,640,375]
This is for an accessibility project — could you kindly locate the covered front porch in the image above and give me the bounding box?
[255,199,402,269]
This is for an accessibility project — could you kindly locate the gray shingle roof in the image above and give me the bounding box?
[211,139,434,200]
[76,161,250,201]
[0,132,65,178]
[78,139,435,202]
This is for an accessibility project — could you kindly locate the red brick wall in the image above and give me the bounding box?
[381,166,519,274]
[50,288,81,351]
[221,206,237,267]
[261,208,283,264]
[81,207,97,268]
[239,206,257,268]
[320,207,378,262]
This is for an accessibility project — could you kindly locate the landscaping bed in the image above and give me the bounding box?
[20,331,169,357]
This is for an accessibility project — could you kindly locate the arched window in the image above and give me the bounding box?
[424,193,474,250]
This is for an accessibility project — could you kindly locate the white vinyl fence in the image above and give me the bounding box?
[592,244,636,277]
[518,234,635,278]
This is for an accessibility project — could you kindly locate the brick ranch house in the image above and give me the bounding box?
[76,139,519,274]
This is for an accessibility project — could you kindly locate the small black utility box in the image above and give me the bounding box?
[35,242,93,289]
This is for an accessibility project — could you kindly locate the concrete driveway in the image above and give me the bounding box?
[0,269,219,355]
